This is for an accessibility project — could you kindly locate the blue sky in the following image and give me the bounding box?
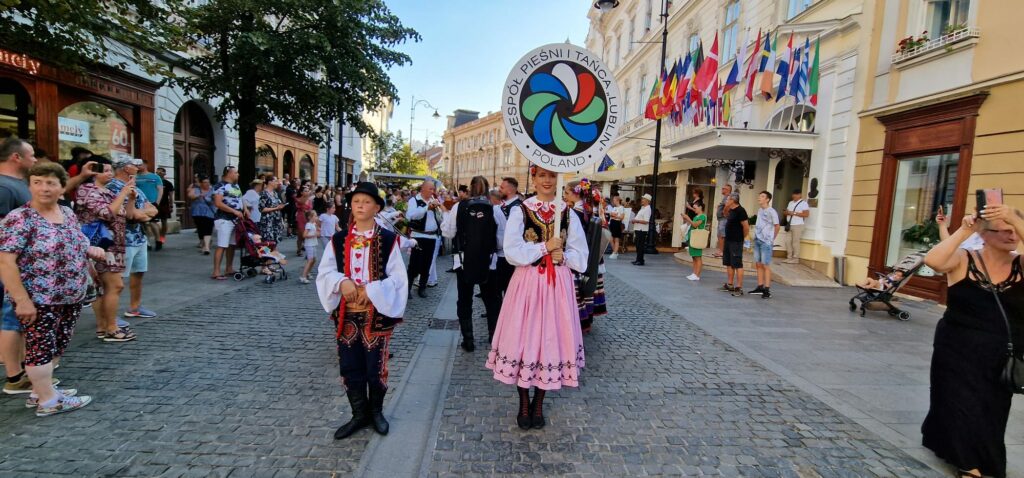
[383,0,592,145]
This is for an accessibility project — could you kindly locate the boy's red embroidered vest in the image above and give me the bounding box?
[329,225,402,338]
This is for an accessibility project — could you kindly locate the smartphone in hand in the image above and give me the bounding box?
[90,163,105,173]
[976,188,1003,213]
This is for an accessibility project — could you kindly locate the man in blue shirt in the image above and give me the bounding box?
[109,157,159,320]
[134,161,163,251]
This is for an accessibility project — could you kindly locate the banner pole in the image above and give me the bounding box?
[554,175,565,239]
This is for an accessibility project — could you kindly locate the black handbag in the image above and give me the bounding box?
[974,252,1024,394]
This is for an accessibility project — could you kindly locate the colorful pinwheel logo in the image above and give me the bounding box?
[521,63,607,155]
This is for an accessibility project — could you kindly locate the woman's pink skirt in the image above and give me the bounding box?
[485,264,585,390]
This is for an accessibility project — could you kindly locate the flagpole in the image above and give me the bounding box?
[644,0,670,255]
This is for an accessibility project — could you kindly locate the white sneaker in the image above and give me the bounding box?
[298,277,310,284]
[609,253,619,259]
[686,273,700,281]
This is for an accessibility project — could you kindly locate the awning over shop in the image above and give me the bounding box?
[665,128,817,161]
[589,158,707,182]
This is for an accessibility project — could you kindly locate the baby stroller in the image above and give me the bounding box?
[234,218,288,284]
[848,251,926,321]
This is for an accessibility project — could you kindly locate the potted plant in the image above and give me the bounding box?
[942,22,968,36]
[901,220,940,248]
[896,31,930,54]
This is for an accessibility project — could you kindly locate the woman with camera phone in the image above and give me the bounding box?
[921,196,1024,478]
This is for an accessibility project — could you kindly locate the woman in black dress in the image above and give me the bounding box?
[922,204,1024,478]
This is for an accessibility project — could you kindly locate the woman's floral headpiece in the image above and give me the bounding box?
[572,178,602,204]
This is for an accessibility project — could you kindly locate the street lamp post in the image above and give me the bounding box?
[595,0,665,255]
[409,95,440,150]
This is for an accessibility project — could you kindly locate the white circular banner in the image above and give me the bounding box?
[502,43,621,173]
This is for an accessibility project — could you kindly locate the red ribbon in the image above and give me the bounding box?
[335,225,376,339]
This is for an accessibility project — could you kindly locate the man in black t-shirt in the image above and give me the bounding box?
[155,167,175,250]
[720,193,750,296]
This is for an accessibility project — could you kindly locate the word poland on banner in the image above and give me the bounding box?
[502,43,622,173]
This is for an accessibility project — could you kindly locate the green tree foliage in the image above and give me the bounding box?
[170,0,419,185]
[0,0,181,72]
[389,143,428,177]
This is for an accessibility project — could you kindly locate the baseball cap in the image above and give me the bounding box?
[112,156,143,170]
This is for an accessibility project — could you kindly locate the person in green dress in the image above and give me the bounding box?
[682,203,706,281]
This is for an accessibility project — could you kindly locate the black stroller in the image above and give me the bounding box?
[848,251,927,321]
[233,218,288,284]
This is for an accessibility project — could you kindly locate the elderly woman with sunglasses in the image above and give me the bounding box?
[922,203,1024,478]
[0,162,106,416]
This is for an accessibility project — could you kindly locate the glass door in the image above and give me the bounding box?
[885,153,959,272]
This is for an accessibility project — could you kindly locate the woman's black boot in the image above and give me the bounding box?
[516,387,531,430]
[334,386,370,439]
[530,389,546,429]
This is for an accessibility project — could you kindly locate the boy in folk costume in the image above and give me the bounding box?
[316,182,408,440]
[486,166,589,430]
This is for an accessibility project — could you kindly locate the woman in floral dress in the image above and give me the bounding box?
[75,157,136,342]
[258,176,286,243]
[0,162,107,415]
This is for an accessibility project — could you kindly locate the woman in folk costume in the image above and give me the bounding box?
[486,166,589,430]
[564,179,608,334]
[316,182,408,440]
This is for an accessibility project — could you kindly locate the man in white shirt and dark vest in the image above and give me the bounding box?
[631,194,652,266]
[405,180,442,297]
[494,177,522,297]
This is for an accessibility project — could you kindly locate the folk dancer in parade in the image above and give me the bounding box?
[564,179,608,334]
[316,182,408,440]
[486,166,589,430]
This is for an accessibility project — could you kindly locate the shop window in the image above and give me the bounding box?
[722,1,741,62]
[923,0,971,39]
[788,0,815,19]
[255,145,276,177]
[58,101,133,161]
[885,153,959,269]
[299,154,314,180]
[0,79,35,143]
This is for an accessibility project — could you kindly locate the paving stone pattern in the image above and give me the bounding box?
[0,258,452,478]
[428,274,942,477]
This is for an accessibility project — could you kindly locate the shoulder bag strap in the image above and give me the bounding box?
[974,251,1015,357]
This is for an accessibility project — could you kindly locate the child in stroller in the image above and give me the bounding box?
[233,218,288,283]
[848,252,925,320]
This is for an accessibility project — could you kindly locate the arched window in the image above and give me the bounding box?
[299,154,314,180]
[283,150,295,178]
[255,145,277,177]
[58,101,133,161]
[767,104,817,132]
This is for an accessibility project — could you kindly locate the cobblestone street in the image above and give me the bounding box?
[0,234,951,476]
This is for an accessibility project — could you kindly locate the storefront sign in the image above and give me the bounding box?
[109,120,131,155]
[57,117,90,143]
[0,49,40,75]
[502,43,621,173]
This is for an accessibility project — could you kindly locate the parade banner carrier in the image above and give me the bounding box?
[502,43,621,173]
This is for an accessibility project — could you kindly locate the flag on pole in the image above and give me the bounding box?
[694,32,719,95]
[724,30,749,93]
[597,155,615,172]
[809,37,820,106]
[743,29,763,101]
[759,33,777,100]
[792,37,810,103]
[775,34,793,101]
[723,88,732,124]
[644,69,663,120]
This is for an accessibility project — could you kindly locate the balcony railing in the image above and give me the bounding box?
[892,27,980,63]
